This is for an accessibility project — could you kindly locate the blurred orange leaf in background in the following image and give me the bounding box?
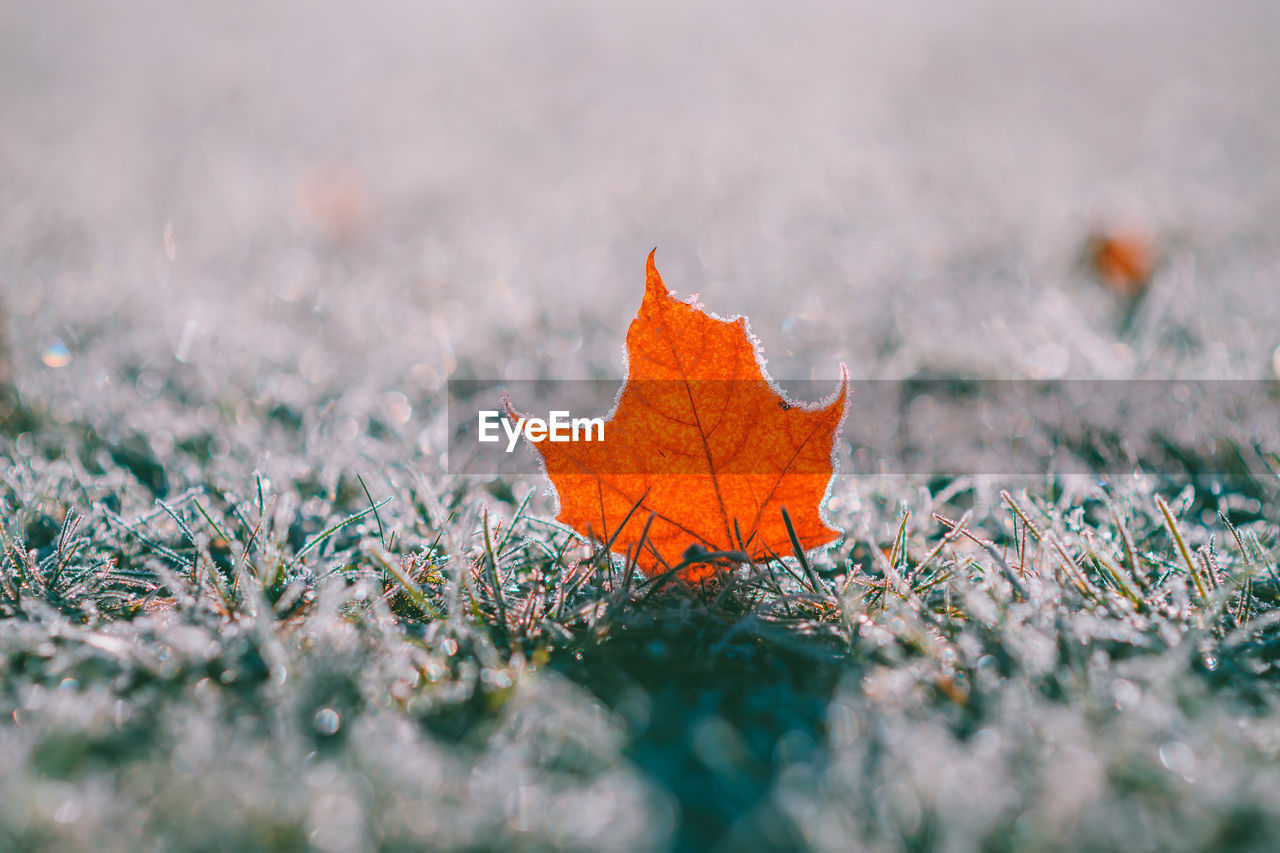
[295,163,372,242]
[1089,224,1154,299]
[519,251,847,582]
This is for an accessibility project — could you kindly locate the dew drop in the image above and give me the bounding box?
[42,341,71,368]
[313,707,341,736]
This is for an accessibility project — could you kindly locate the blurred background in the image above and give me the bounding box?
[4,0,1279,413]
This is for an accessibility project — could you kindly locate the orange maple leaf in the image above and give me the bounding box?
[521,251,848,582]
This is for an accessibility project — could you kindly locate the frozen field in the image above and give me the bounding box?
[3,2,1280,850]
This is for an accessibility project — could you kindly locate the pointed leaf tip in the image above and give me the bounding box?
[644,249,668,302]
[827,363,851,415]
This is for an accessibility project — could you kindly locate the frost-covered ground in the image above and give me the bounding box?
[3,2,1280,850]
